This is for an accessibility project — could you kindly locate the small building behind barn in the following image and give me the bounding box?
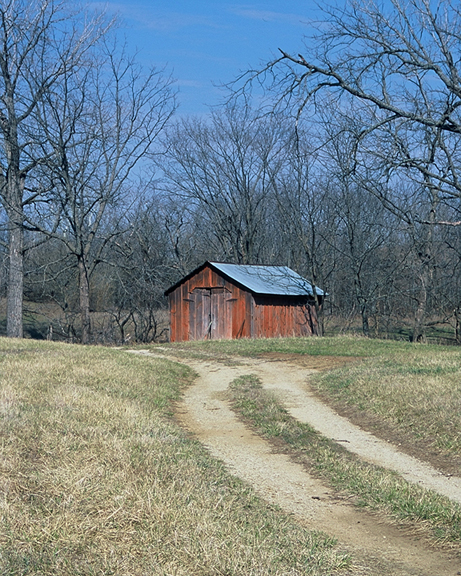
[165,261,325,342]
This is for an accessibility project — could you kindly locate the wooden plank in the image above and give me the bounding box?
[293,302,300,337]
[224,298,234,339]
[173,288,180,341]
[278,303,285,337]
[283,303,290,337]
[246,292,252,338]
[233,290,241,338]
[175,284,183,342]
[205,266,212,286]
[192,288,211,340]
[188,291,196,340]
[251,294,257,338]
[212,289,222,338]
[198,289,205,340]
[266,299,273,338]
[181,283,189,341]
[231,287,241,338]
[203,290,211,339]
[274,302,280,337]
[169,293,176,342]
[175,285,181,341]
[219,291,225,338]
[251,296,256,338]
[289,303,295,336]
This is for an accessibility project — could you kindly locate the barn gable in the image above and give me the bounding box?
[165,261,324,342]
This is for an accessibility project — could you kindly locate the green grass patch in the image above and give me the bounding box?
[0,338,349,576]
[229,374,461,545]
[152,334,434,358]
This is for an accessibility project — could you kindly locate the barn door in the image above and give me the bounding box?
[210,287,233,339]
[188,288,211,340]
[189,287,233,340]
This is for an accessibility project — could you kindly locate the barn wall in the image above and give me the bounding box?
[251,296,318,338]
[168,264,252,342]
[168,264,319,342]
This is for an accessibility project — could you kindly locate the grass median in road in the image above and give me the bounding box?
[229,373,461,546]
[0,338,349,576]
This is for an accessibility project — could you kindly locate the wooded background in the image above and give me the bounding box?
[2,0,461,345]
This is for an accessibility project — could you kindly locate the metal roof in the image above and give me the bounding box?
[209,262,324,297]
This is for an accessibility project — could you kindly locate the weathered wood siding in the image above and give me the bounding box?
[252,296,318,338]
[168,263,319,342]
[168,264,252,342]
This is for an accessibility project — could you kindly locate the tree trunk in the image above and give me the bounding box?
[412,283,427,342]
[312,290,324,336]
[354,272,370,337]
[411,201,435,343]
[454,306,461,345]
[6,217,24,338]
[79,258,91,344]
[4,168,25,339]
[361,303,370,337]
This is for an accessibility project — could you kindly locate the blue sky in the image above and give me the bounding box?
[86,1,319,116]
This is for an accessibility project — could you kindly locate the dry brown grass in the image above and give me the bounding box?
[312,348,461,456]
[0,338,349,575]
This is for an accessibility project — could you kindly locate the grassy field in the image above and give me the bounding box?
[311,347,461,456]
[0,338,349,576]
[3,334,461,574]
[161,333,422,359]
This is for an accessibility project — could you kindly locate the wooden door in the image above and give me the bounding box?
[188,288,211,340]
[189,287,233,340]
[210,287,233,339]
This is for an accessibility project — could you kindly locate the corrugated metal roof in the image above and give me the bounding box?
[209,262,324,296]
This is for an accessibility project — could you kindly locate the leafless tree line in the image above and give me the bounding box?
[0,0,176,342]
[160,100,461,343]
[2,0,461,344]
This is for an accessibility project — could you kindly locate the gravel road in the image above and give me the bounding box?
[132,350,461,576]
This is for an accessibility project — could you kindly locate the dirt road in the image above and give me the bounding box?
[135,350,461,575]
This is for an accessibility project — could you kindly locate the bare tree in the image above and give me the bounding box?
[268,125,335,336]
[162,103,284,264]
[232,0,461,340]
[38,43,176,343]
[354,119,458,340]
[0,0,109,338]
[263,2,461,129]
[246,0,461,209]
[108,196,174,343]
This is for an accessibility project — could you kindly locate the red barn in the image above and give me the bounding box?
[165,261,324,342]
